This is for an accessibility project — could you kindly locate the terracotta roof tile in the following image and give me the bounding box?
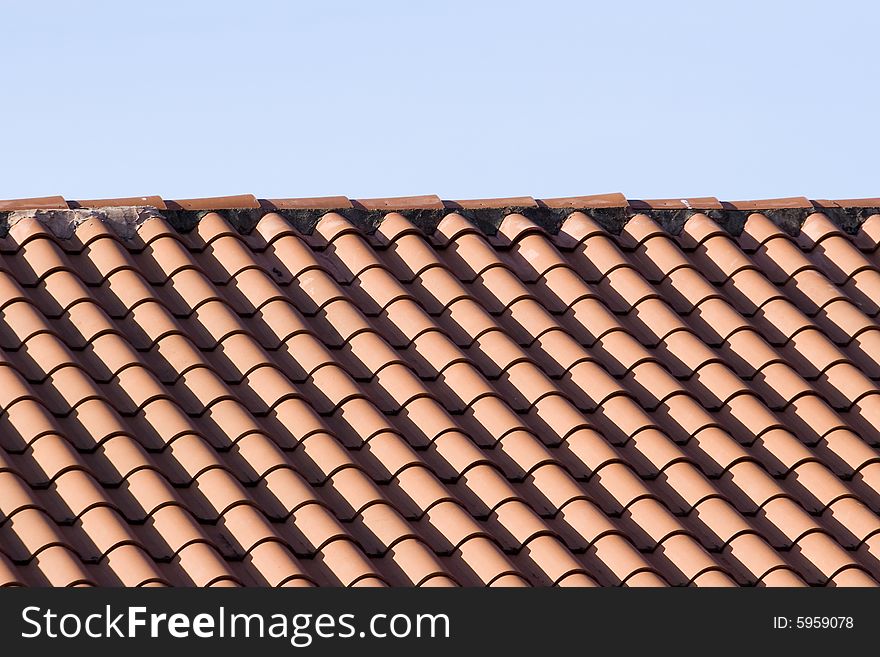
[444,196,537,210]
[354,195,444,211]
[165,195,260,211]
[724,197,814,210]
[630,197,723,210]
[814,198,880,209]
[0,196,68,211]
[1,196,880,586]
[69,196,167,210]
[263,196,352,210]
[539,193,628,209]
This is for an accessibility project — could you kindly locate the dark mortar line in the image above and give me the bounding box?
[162,206,880,238]
[3,206,880,239]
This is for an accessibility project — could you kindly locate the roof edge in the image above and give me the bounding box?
[3,194,880,213]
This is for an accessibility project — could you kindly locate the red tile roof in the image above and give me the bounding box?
[1,195,880,587]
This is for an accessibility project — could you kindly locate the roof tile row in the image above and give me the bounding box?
[3,193,880,212]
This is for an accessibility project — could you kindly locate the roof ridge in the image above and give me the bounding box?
[1,198,880,240]
[3,193,880,213]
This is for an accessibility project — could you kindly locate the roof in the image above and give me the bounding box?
[1,192,880,587]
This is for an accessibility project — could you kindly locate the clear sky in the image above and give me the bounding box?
[1,1,877,202]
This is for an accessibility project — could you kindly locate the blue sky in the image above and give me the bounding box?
[1,1,877,201]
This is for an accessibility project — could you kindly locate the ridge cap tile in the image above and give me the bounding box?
[354,195,444,211]
[165,194,260,211]
[262,196,352,210]
[0,196,68,211]
[722,197,813,210]
[69,196,167,210]
[814,198,880,209]
[629,197,722,210]
[444,196,537,210]
[539,193,627,209]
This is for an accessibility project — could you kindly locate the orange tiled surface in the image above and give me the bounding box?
[3,195,880,587]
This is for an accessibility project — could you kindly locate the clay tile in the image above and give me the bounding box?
[486,573,530,587]
[313,212,357,243]
[434,212,480,244]
[262,196,352,210]
[373,212,422,244]
[799,212,843,245]
[497,213,543,243]
[354,195,444,211]
[418,573,459,587]
[165,194,260,211]
[629,197,722,210]
[723,197,813,210]
[0,195,68,211]
[444,196,537,210]
[557,210,604,245]
[678,211,726,247]
[454,535,517,583]
[318,539,383,586]
[539,193,627,209]
[817,198,880,209]
[32,546,92,586]
[174,543,237,585]
[740,211,787,248]
[384,538,448,585]
[69,196,167,210]
[828,568,878,587]
[856,214,880,250]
